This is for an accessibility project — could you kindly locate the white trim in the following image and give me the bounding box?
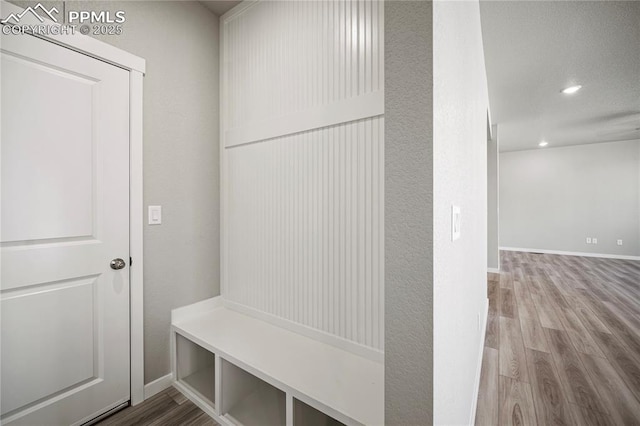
[285,394,294,426]
[487,267,500,274]
[219,12,229,299]
[500,247,640,261]
[223,299,384,364]
[0,1,145,73]
[129,70,145,405]
[225,91,384,148]
[469,299,489,426]
[1,0,146,407]
[214,354,222,414]
[143,374,173,400]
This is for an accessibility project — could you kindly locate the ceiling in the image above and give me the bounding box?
[200,0,241,16]
[480,1,640,152]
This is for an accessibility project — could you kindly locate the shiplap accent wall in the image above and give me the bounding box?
[221,0,384,353]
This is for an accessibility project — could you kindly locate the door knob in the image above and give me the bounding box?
[110,258,126,270]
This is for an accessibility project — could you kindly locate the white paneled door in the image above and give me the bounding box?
[1,31,130,425]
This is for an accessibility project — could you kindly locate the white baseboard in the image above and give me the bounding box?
[469,298,489,426]
[487,267,500,274]
[144,373,173,400]
[500,247,640,261]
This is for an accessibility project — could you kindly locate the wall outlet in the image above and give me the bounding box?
[592,238,598,244]
[586,237,592,244]
[617,239,623,246]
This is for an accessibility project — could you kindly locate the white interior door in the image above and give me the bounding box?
[1,30,130,426]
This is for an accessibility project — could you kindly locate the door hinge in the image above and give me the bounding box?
[130,257,133,267]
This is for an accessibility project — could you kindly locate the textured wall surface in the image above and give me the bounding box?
[221,0,385,353]
[385,1,433,424]
[9,0,222,384]
[103,1,219,385]
[94,1,221,384]
[488,131,500,270]
[500,140,640,257]
[433,1,489,424]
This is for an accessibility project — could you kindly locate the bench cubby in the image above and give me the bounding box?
[175,334,216,407]
[220,359,286,426]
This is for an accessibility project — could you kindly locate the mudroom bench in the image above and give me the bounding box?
[171,297,384,426]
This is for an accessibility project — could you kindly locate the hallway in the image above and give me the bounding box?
[475,251,640,425]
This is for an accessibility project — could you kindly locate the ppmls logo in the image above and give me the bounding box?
[2,4,126,36]
[1,3,59,24]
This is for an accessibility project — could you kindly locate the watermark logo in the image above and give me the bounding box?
[68,10,125,24]
[2,4,125,36]
[1,3,59,24]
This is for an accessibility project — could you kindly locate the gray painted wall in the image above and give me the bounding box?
[488,130,500,270]
[385,1,489,424]
[93,1,221,384]
[385,1,433,424]
[433,1,489,423]
[10,1,222,384]
[500,140,640,257]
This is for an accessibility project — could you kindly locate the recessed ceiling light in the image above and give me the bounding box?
[539,141,549,147]
[561,85,582,94]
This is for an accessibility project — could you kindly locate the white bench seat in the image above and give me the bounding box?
[171,301,383,426]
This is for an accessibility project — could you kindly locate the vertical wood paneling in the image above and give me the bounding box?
[224,0,383,132]
[222,1,384,351]
[225,117,384,350]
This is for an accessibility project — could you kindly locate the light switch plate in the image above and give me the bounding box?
[617,239,623,246]
[592,237,598,244]
[451,205,461,241]
[148,205,162,225]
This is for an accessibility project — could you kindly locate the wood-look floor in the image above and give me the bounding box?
[95,387,217,426]
[475,250,640,426]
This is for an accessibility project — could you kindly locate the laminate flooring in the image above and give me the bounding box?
[95,387,217,426]
[475,250,640,426]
